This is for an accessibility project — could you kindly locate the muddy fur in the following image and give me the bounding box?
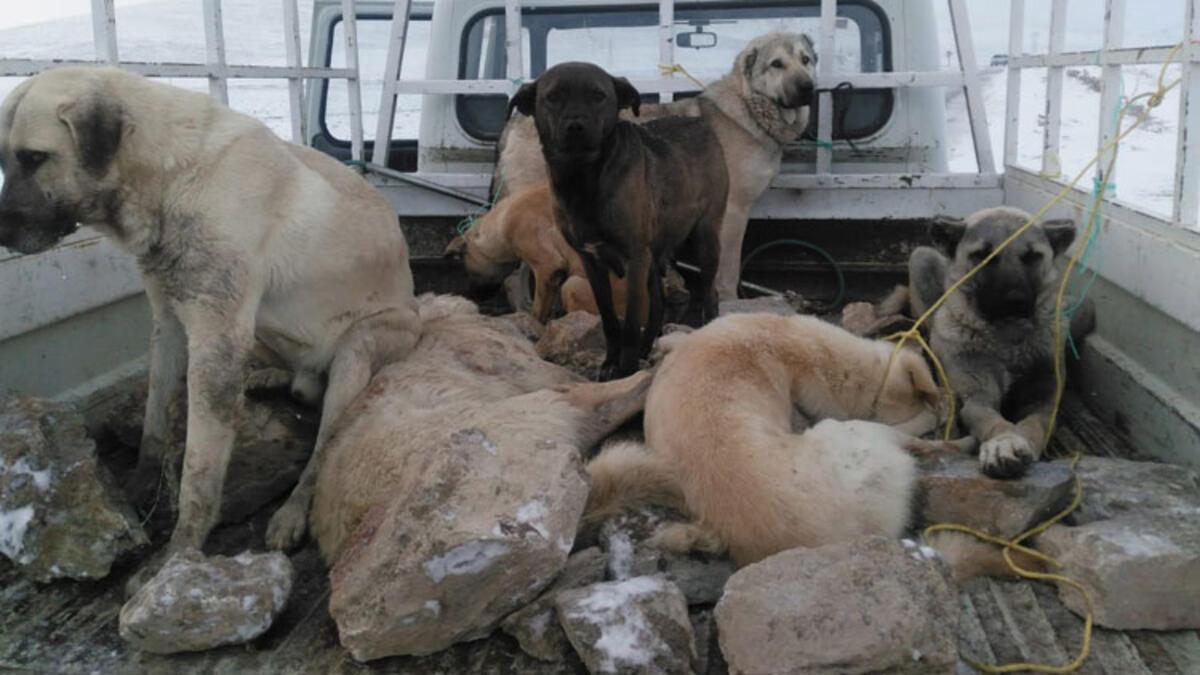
[585,313,943,567]
[311,295,651,563]
[0,67,422,572]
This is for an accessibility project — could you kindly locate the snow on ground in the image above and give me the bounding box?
[947,64,1183,220]
[0,1,1187,222]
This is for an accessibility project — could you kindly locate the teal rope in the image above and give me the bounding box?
[740,239,846,310]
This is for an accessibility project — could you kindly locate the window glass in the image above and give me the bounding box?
[456,1,891,142]
[324,16,432,142]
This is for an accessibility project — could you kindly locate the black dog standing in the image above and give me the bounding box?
[508,62,730,378]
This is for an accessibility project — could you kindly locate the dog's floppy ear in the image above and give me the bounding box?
[740,46,759,80]
[611,76,640,117]
[507,80,538,119]
[444,234,468,259]
[799,34,818,64]
[929,216,968,253]
[903,351,942,409]
[1041,218,1077,256]
[57,93,125,175]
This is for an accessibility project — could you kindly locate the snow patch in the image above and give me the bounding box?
[0,456,53,492]
[606,531,635,580]
[516,498,550,539]
[564,577,668,671]
[0,505,35,564]
[425,541,510,583]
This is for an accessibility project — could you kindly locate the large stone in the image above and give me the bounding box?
[718,296,796,317]
[840,301,912,338]
[0,396,147,582]
[1070,456,1200,525]
[1037,513,1200,630]
[918,456,1075,538]
[329,432,589,660]
[501,547,608,661]
[715,537,958,675]
[537,312,605,361]
[118,549,294,654]
[556,576,696,674]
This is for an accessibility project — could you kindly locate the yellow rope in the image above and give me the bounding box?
[902,41,1185,673]
[657,62,708,90]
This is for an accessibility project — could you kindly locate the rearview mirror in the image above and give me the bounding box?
[677,28,717,49]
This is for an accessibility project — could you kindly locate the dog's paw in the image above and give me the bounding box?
[649,522,725,556]
[979,432,1035,479]
[245,367,293,393]
[266,500,309,551]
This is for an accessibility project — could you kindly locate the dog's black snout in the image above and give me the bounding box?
[565,120,586,137]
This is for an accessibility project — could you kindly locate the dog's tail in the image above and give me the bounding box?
[583,441,688,526]
[926,530,1047,584]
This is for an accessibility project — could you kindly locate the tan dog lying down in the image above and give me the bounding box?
[586,313,944,567]
[445,183,637,322]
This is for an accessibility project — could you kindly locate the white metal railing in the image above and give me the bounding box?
[1005,0,1199,229]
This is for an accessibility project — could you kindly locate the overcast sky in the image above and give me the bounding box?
[0,0,160,31]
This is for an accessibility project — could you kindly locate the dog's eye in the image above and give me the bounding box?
[16,150,48,171]
[770,59,785,69]
[1020,250,1043,265]
[590,89,606,103]
[967,247,991,264]
[801,55,811,66]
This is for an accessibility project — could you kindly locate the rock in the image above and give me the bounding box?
[625,549,735,606]
[536,312,607,376]
[219,396,318,523]
[718,296,796,317]
[599,509,669,580]
[328,430,591,661]
[1070,457,1200,525]
[716,537,958,675]
[840,301,912,338]
[918,456,1075,538]
[500,311,547,342]
[118,549,294,654]
[501,547,608,661]
[1037,513,1200,630]
[0,396,147,582]
[556,576,696,674]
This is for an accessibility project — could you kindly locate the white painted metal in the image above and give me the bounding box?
[371,0,414,165]
[815,0,835,175]
[1095,0,1125,193]
[948,0,995,174]
[90,0,118,64]
[0,60,355,79]
[201,0,229,104]
[658,0,675,103]
[1173,0,1200,226]
[1041,0,1067,177]
[282,0,306,144]
[505,0,524,84]
[773,173,1003,190]
[340,0,366,160]
[1010,46,1199,69]
[1003,0,1024,167]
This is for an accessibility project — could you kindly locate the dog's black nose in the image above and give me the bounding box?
[565,120,585,136]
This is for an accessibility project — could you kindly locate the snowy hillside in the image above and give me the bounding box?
[947,64,1181,219]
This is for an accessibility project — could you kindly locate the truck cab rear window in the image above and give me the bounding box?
[456,0,892,142]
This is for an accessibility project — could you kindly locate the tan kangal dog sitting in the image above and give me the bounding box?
[444,182,642,322]
[311,294,651,562]
[585,312,945,567]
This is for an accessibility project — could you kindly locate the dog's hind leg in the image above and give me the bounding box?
[266,306,421,551]
[558,369,654,448]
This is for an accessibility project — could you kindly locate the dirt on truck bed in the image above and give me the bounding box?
[1,393,1198,675]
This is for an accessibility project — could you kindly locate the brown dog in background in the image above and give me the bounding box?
[508,62,729,378]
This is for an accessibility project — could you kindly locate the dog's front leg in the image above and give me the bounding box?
[618,253,650,376]
[167,304,256,552]
[907,247,949,318]
[713,202,750,303]
[129,279,189,509]
[579,251,622,380]
[957,376,1032,479]
[639,257,665,358]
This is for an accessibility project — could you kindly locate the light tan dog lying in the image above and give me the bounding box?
[586,313,944,567]
[444,183,637,322]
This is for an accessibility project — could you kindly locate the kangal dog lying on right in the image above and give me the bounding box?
[586,313,945,567]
